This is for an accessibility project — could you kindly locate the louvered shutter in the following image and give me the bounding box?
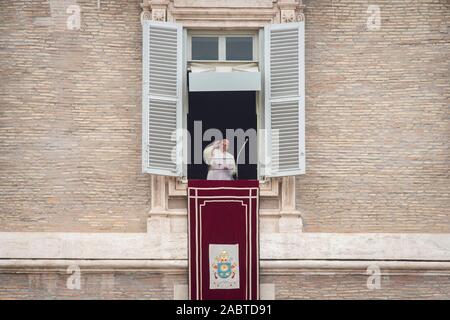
[142,21,183,176]
[264,22,305,176]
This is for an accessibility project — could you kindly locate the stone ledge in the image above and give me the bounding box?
[0,232,449,261]
[1,259,450,275]
[168,177,280,197]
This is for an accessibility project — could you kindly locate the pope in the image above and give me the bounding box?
[203,139,236,180]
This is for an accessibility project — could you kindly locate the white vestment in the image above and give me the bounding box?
[203,143,236,180]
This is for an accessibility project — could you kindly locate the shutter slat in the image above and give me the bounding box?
[142,21,182,176]
[265,22,305,177]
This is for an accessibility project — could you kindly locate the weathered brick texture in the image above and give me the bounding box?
[0,0,449,233]
[266,272,450,300]
[0,271,181,300]
[0,1,150,232]
[298,0,449,232]
[0,271,448,300]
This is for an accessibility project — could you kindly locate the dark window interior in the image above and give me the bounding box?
[226,37,253,61]
[191,37,219,60]
[187,91,257,180]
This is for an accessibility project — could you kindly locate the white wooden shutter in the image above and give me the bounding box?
[142,21,183,176]
[264,22,305,176]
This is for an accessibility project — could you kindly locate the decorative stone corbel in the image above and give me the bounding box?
[278,0,305,23]
[147,174,171,235]
[296,10,305,22]
[150,175,167,213]
[279,176,303,233]
[151,0,170,22]
[140,1,151,24]
[151,8,166,22]
[281,9,296,23]
[141,0,170,23]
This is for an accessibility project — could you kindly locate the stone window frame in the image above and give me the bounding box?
[142,0,305,233]
[184,28,262,180]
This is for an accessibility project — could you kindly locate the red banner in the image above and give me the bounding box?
[188,180,260,300]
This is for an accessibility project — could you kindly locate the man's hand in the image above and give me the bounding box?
[212,139,230,152]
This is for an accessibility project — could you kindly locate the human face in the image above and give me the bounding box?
[221,139,229,152]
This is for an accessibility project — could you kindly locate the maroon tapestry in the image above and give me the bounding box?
[188,180,260,300]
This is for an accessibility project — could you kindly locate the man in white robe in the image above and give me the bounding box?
[203,139,236,180]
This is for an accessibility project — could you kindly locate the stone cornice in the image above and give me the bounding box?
[141,0,305,26]
[1,231,448,261]
[1,259,450,274]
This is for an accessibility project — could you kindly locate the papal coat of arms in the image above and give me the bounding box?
[209,244,240,289]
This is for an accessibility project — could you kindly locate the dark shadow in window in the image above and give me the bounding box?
[187,91,257,180]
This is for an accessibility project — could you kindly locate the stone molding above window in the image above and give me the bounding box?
[141,0,305,26]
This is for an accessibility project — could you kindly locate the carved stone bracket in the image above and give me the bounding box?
[141,0,169,23]
[140,2,151,24]
[152,8,166,22]
[278,0,305,23]
[279,176,303,232]
[149,175,167,213]
[141,0,305,28]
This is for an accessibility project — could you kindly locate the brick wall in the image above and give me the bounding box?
[0,0,449,233]
[0,271,448,299]
[0,0,150,232]
[298,0,449,232]
[266,272,450,299]
[0,271,180,299]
